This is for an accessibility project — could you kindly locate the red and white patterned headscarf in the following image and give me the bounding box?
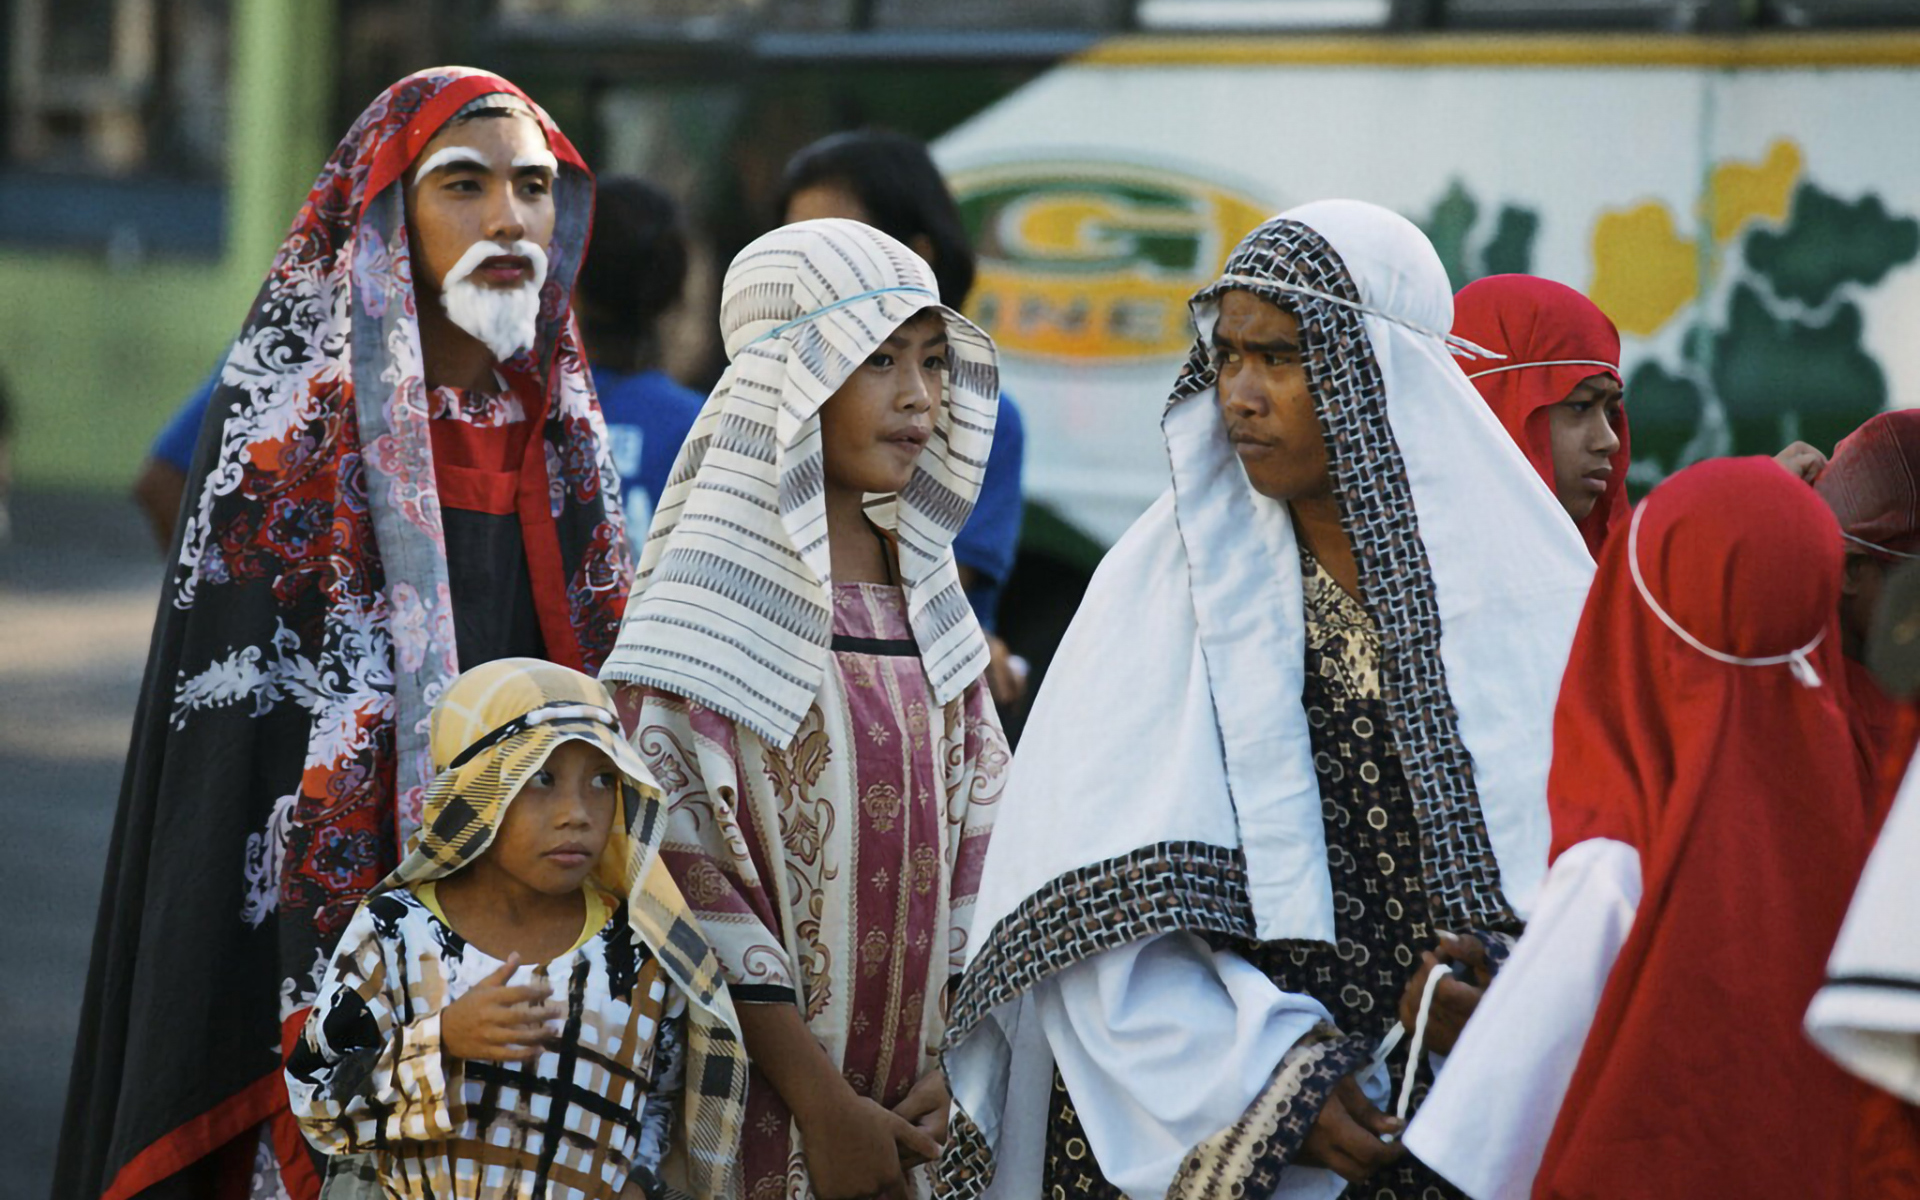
[171,67,630,886]
[63,68,630,1200]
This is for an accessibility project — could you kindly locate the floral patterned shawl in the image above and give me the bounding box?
[56,68,630,1200]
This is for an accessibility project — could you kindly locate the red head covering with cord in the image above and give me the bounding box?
[1532,457,1870,1200]
[1818,409,1920,561]
[1812,418,1920,1194]
[1453,274,1626,558]
[1816,410,1920,794]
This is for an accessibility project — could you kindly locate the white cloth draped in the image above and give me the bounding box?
[1403,838,1642,1200]
[962,201,1592,959]
[1807,759,1920,1102]
[1036,934,1362,1199]
[943,200,1594,1197]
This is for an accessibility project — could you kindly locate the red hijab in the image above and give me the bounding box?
[1453,274,1626,557]
[1817,409,1920,559]
[1533,457,1870,1199]
[1818,410,1920,791]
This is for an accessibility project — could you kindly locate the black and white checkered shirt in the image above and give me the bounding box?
[288,889,683,1200]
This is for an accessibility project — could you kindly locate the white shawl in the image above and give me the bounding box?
[941,200,1594,1197]
[1808,757,1920,1102]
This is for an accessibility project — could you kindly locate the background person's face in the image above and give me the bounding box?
[1841,547,1891,660]
[783,181,941,278]
[818,309,948,498]
[1547,374,1625,521]
[1213,290,1328,503]
[406,112,557,298]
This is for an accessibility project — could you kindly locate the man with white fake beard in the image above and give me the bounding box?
[401,105,578,666]
[438,237,549,367]
[57,70,636,1200]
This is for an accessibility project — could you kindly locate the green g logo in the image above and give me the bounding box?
[952,162,1270,361]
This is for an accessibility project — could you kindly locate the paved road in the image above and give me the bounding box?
[2,489,164,1200]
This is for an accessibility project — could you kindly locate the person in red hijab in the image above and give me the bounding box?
[56,69,632,1200]
[1811,414,1920,1200]
[1817,411,1920,658]
[1452,275,1627,557]
[1816,410,1920,791]
[1405,456,1872,1199]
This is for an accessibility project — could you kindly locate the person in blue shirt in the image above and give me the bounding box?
[146,376,209,479]
[132,369,215,548]
[575,176,706,553]
[780,130,1030,705]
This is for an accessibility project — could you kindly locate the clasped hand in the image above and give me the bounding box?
[441,953,565,1063]
[800,1066,949,1200]
[1302,932,1495,1183]
[1396,931,1493,1058]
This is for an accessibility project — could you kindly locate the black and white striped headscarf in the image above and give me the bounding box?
[599,218,998,746]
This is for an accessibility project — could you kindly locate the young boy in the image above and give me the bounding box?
[286,658,745,1200]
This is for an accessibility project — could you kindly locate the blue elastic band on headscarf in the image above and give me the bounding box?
[749,286,938,346]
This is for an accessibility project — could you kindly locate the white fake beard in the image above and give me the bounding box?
[438,239,549,364]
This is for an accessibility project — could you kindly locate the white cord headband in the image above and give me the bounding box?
[1211,274,1506,363]
[748,285,937,346]
[1627,502,1825,688]
[447,701,620,769]
[1843,530,1920,561]
[1465,358,1620,381]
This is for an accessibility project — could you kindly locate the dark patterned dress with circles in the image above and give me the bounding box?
[1043,552,1467,1200]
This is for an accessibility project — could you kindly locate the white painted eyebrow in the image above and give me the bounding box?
[513,149,558,172]
[414,146,491,180]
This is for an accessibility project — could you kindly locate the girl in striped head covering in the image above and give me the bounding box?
[600,218,1011,1199]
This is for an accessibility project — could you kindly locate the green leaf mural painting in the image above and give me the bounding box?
[1586,141,1920,489]
[1420,180,1542,293]
[1418,144,1919,494]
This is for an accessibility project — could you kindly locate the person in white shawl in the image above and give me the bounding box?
[1811,764,1920,1105]
[935,200,1594,1200]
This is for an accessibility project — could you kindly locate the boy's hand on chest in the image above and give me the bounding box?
[442,952,566,1062]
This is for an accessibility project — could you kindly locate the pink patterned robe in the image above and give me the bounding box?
[623,582,1008,1199]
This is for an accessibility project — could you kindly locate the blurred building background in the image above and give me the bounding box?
[10,0,1920,677]
[5,0,1915,496]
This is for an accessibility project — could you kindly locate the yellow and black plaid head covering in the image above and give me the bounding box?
[382,656,657,895]
[376,658,746,1198]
